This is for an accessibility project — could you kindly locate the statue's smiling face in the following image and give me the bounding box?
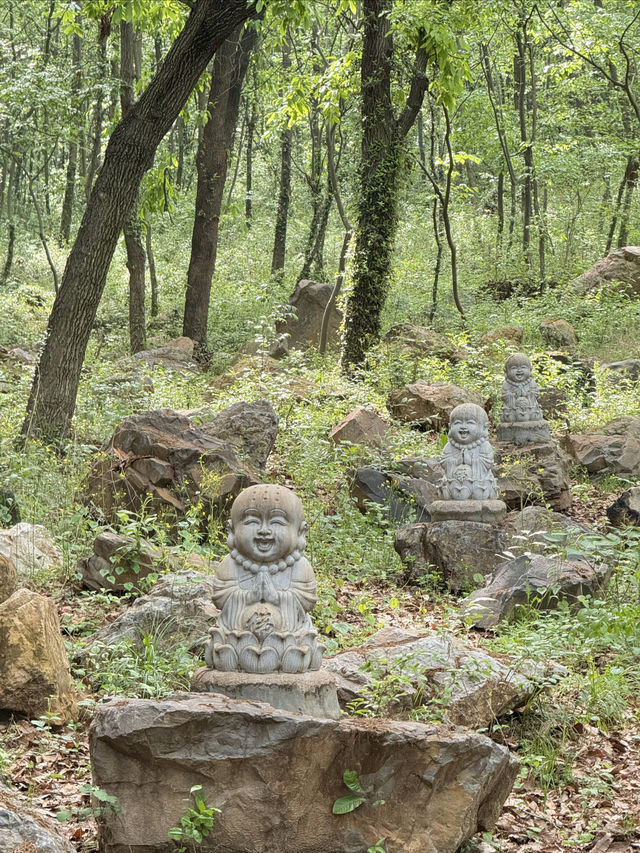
[449,414,483,445]
[506,361,532,383]
[234,506,298,563]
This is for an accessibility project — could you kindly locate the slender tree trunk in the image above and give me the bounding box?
[1,222,15,284]
[86,37,107,201]
[121,20,146,354]
[617,156,638,247]
[515,26,532,265]
[60,31,82,243]
[183,24,256,350]
[22,0,258,443]
[146,221,159,317]
[271,37,293,280]
[245,91,256,227]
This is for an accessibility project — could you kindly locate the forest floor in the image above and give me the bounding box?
[2,487,638,853]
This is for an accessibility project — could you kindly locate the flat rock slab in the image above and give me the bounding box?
[461,554,613,629]
[429,499,507,524]
[191,667,340,719]
[387,381,486,431]
[324,630,545,729]
[90,693,518,853]
[349,467,437,524]
[563,432,640,476]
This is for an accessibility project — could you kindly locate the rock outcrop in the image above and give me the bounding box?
[570,246,640,295]
[275,279,342,349]
[90,693,518,853]
[0,589,77,722]
[387,381,487,431]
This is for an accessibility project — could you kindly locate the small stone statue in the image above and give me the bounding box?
[438,403,498,501]
[204,484,324,674]
[497,353,551,445]
[501,353,543,422]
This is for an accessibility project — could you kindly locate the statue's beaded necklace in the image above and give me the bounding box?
[230,546,304,575]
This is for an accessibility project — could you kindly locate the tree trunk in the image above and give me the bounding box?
[271,37,293,279]
[121,20,146,355]
[617,156,638,247]
[146,221,159,317]
[183,24,256,351]
[59,31,82,244]
[245,87,257,227]
[21,0,257,443]
[1,222,15,284]
[86,37,107,201]
[342,0,428,371]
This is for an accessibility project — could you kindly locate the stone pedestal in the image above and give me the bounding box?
[429,499,507,524]
[496,420,551,446]
[191,667,340,720]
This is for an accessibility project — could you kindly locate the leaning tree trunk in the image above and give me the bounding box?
[270,36,293,280]
[341,0,428,371]
[59,31,82,244]
[183,24,256,352]
[21,0,257,443]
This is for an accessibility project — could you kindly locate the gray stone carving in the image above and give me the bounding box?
[497,353,551,445]
[204,485,324,674]
[431,403,506,523]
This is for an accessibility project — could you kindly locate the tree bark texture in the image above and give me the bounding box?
[342,0,428,371]
[22,0,257,442]
[183,24,256,349]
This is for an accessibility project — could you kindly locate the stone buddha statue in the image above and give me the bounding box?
[497,353,551,445]
[438,403,498,501]
[501,353,544,423]
[204,484,324,674]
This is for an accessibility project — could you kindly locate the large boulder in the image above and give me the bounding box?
[395,520,506,590]
[349,468,437,525]
[82,408,265,526]
[90,693,518,853]
[0,554,18,603]
[0,589,77,722]
[539,318,577,348]
[79,530,177,592]
[198,400,279,471]
[496,440,572,511]
[77,569,219,660]
[570,246,640,295]
[563,418,640,476]
[601,359,640,385]
[119,335,201,373]
[387,381,487,431]
[275,279,342,349]
[0,523,61,579]
[478,326,524,347]
[329,408,388,448]
[607,486,640,527]
[0,781,75,853]
[461,553,612,629]
[325,628,548,729]
[504,505,592,555]
[384,324,466,362]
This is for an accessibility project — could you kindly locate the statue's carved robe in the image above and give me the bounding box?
[212,554,317,633]
[501,378,543,422]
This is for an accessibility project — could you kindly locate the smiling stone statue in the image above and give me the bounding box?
[497,353,551,444]
[204,484,324,674]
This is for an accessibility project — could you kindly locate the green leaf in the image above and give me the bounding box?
[343,769,364,793]
[332,794,367,814]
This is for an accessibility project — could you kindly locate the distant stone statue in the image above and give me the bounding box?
[204,484,324,674]
[430,403,506,522]
[497,353,551,445]
[439,403,498,501]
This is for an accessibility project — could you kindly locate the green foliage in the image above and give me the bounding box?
[168,785,219,853]
[56,784,120,823]
[332,769,385,815]
[81,630,197,698]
